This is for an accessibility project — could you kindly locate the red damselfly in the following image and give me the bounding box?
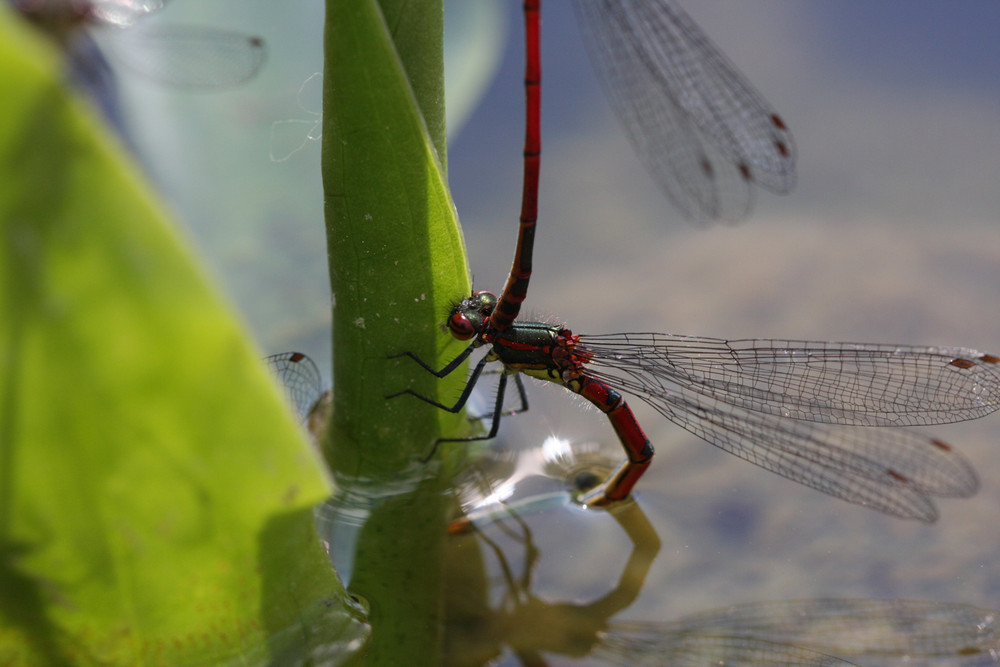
[393,292,1000,520]
[14,0,267,89]
[389,1,1000,522]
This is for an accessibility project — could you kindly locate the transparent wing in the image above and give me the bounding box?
[572,0,795,222]
[580,333,998,520]
[654,388,976,521]
[600,633,854,666]
[101,23,266,88]
[581,334,1000,427]
[266,352,323,422]
[601,599,1000,665]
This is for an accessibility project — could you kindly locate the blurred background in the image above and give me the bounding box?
[87,0,1000,661]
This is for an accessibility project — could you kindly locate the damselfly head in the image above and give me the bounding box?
[448,290,497,341]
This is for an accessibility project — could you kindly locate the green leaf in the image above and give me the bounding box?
[0,7,366,665]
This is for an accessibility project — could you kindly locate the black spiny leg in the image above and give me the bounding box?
[387,342,477,378]
[414,372,508,460]
[388,344,512,461]
[386,347,490,414]
[468,372,529,421]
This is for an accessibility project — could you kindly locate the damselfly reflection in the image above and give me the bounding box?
[445,496,661,666]
[595,599,1000,666]
[445,463,1000,666]
[447,437,623,535]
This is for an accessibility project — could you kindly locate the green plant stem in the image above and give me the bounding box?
[322,0,471,663]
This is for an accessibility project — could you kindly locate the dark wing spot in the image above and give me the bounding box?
[931,439,952,452]
[699,156,714,179]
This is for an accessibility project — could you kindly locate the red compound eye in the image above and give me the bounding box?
[449,313,476,340]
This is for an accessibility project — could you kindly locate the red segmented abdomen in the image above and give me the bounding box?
[492,0,542,332]
[576,378,653,462]
[574,376,654,503]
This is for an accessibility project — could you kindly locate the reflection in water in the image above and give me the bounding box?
[314,459,438,587]
[267,355,1000,664]
[444,497,661,666]
[596,599,1000,666]
[445,439,1000,666]
[447,436,610,534]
